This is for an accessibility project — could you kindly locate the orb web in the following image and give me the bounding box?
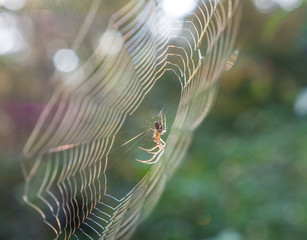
[21,0,242,239]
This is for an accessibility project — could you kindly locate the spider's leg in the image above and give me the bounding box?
[136,152,159,164]
[138,148,164,164]
[147,149,164,164]
[136,147,162,164]
[160,113,163,126]
[159,138,166,147]
[139,145,159,152]
[161,115,167,135]
[140,146,162,155]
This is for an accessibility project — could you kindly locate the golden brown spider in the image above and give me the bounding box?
[136,114,166,164]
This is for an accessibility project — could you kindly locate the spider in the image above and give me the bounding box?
[136,114,166,164]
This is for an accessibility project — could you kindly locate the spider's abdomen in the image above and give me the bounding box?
[152,132,160,143]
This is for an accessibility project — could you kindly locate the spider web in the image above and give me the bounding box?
[21,0,242,239]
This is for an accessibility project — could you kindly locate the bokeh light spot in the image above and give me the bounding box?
[162,0,197,19]
[0,0,26,11]
[294,87,307,117]
[214,229,243,240]
[252,0,302,13]
[98,30,124,57]
[52,48,79,73]
[0,27,24,55]
[277,0,302,11]
[0,13,25,56]
[252,0,277,13]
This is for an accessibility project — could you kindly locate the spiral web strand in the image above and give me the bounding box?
[22,0,242,239]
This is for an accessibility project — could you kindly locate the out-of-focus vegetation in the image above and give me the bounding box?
[0,0,306,240]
